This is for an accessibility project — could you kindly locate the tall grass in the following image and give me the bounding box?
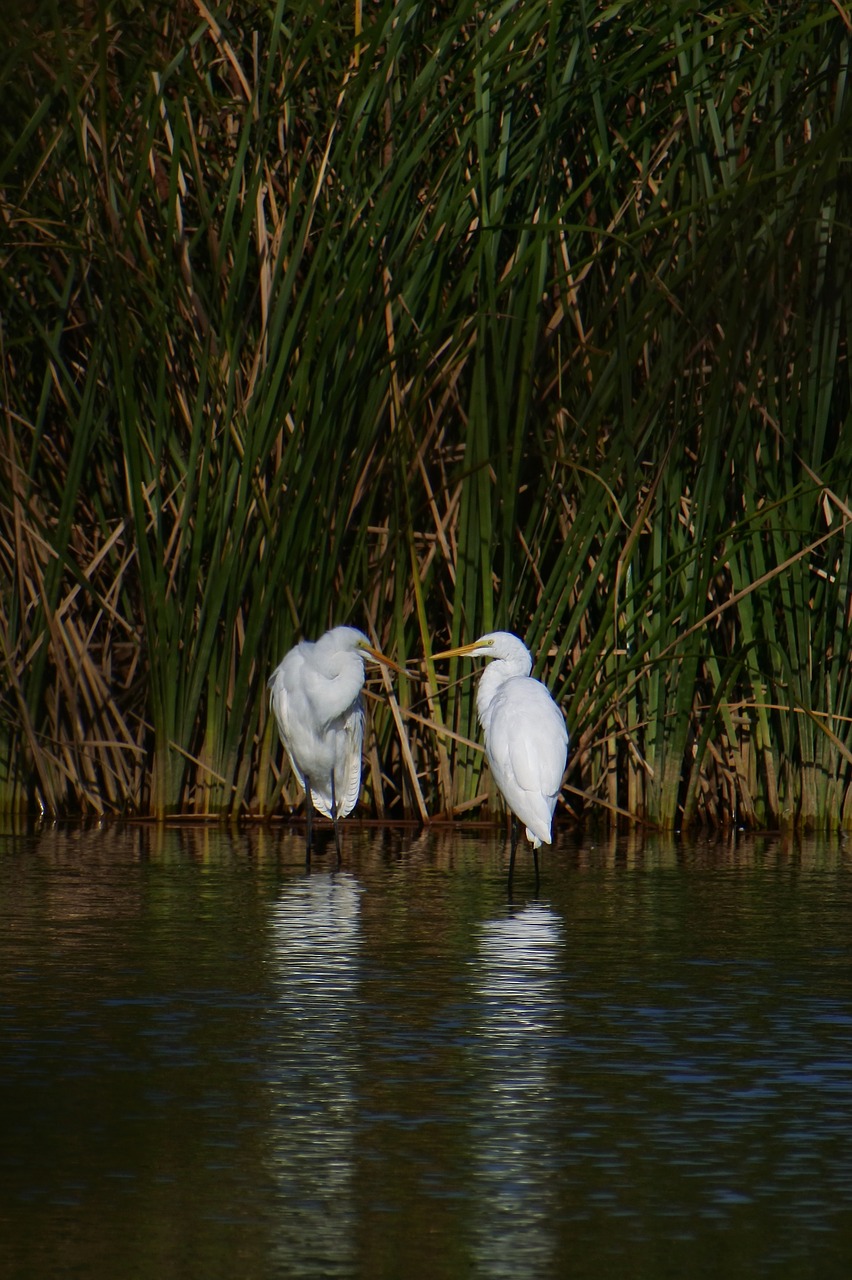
[1,1,850,828]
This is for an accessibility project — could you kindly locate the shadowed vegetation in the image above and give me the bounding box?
[2,0,851,828]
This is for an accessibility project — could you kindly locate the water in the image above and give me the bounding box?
[1,824,851,1279]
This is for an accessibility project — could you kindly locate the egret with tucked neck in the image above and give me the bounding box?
[268,626,399,863]
[433,631,568,889]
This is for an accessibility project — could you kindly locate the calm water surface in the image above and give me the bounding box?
[1,824,851,1279]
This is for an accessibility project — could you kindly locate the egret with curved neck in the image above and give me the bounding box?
[433,631,568,889]
[268,626,398,863]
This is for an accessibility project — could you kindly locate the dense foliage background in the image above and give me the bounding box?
[2,0,851,828]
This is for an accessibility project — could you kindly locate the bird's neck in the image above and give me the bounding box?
[475,652,533,725]
[474,661,507,724]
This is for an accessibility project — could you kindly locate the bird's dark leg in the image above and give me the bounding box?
[508,816,520,895]
[532,842,541,894]
[330,772,342,865]
[304,777,314,867]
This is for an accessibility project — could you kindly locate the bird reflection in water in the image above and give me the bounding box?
[266,872,363,1277]
[469,902,566,1276]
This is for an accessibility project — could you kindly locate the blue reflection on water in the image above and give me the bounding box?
[266,871,363,1278]
[468,902,566,1276]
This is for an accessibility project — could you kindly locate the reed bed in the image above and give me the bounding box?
[1,1,851,829]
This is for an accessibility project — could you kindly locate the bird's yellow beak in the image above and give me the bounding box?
[360,641,404,674]
[431,640,490,661]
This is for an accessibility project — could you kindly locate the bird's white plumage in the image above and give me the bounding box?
[480,676,567,846]
[268,626,376,822]
[438,631,568,848]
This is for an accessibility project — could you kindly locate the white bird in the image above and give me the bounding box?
[433,631,568,888]
[268,626,398,862]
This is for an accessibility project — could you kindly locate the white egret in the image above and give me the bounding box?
[433,631,568,888]
[268,626,398,862]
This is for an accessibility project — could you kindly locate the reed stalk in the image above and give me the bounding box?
[1,1,850,828]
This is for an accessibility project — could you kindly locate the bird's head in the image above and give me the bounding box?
[323,626,403,672]
[432,630,531,665]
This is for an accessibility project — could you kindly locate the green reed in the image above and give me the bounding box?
[1,1,850,828]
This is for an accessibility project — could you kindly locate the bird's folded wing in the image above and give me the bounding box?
[493,686,567,798]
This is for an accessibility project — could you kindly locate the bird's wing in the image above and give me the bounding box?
[268,650,311,789]
[268,650,302,740]
[490,679,568,799]
[483,680,567,846]
[333,699,366,819]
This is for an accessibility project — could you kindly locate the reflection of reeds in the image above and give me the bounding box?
[2,4,851,827]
